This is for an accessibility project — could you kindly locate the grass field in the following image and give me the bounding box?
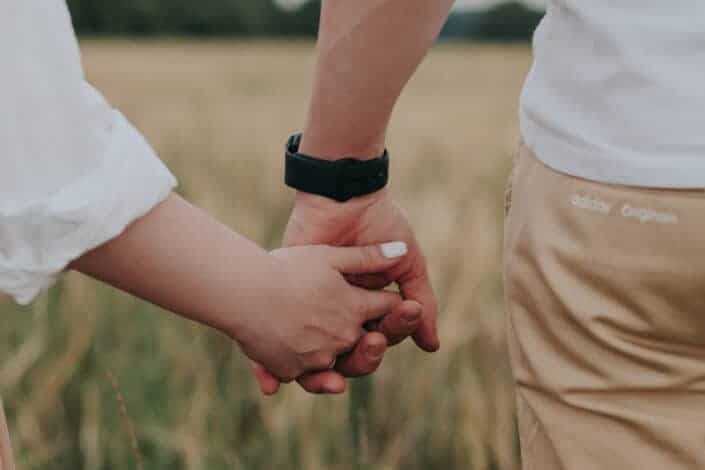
[0,40,532,470]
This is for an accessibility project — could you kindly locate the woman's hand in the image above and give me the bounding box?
[228,242,412,382]
[70,194,413,387]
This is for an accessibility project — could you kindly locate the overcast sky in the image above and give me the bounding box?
[276,0,546,12]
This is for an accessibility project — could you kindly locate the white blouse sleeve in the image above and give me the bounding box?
[0,2,177,304]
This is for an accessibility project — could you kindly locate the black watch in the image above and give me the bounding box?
[284,133,389,202]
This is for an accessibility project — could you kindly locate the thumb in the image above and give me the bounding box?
[328,241,408,274]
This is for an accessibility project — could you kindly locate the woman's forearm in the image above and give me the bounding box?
[69,193,274,336]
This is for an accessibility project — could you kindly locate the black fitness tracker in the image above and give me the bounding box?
[284,133,389,202]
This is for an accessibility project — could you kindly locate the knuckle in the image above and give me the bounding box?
[320,245,339,266]
[309,352,335,370]
[357,361,378,376]
[343,359,376,378]
[353,293,372,317]
[376,321,393,339]
[380,322,407,343]
[361,247,378,267]
[341,328,360,347]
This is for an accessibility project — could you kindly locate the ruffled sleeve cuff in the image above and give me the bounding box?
[0,111,177,305]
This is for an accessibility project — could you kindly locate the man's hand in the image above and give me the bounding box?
[254,189,439,394]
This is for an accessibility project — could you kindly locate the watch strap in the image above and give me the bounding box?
[285,133,389,202]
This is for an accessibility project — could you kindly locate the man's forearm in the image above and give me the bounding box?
[300,0,454,159]
[255,1,450,392]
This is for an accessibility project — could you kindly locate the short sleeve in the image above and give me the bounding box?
[0,2,177,304]
[0,110,177,305]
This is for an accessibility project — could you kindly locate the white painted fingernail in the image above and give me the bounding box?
[381,241,408,258]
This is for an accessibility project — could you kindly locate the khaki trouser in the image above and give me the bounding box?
[0,400,15,470]
[504,145,705,469]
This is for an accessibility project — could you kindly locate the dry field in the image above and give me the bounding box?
[0,40,532,470]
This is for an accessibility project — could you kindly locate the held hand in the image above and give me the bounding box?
[230,242,411,383]
[255,189,439,395]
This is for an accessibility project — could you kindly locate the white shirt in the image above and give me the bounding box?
[0,2,176,304]
[521,0,705,188]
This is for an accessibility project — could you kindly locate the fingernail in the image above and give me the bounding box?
[367,342,386,360]
[381,241,408,259]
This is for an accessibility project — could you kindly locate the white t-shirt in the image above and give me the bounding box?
[520,1,705,188]
[0,2,177,304]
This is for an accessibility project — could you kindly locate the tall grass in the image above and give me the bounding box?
[0,40,531,470]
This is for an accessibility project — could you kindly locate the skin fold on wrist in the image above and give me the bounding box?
[293,187,390,212]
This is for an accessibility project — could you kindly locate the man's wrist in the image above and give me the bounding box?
[298,130,386,162]
[293,187,389,212]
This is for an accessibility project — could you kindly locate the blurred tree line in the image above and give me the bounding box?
[66,0,542,40]
[66,0,321,36]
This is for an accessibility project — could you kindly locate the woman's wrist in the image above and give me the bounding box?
[70,193,278,342]
[215,251,285,343]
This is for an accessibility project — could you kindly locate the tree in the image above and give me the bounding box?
[477,2,543,40]
[66,0,541,40]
